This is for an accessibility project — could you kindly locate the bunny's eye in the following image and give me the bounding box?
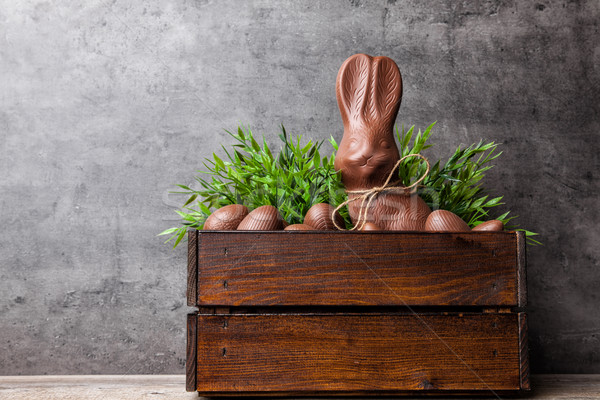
[380,140,391,149]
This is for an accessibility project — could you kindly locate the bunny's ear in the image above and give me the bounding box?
[336,54,403,128]
[336,54,372,127]
[368,56,402,127]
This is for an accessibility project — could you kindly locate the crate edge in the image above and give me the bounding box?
[186,313,198,392]
[187,230,198,307]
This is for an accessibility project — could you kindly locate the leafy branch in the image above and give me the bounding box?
[160,123,540,247]
[395,122,540,245]
[159,125,348,247]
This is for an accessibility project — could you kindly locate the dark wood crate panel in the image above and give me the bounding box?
[186,313,197,392]
[194,312,526,395]
[189,231,525,307]
[186,231,529,396]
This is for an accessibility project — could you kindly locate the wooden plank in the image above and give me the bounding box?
[2,375,600,399]
[195,231,519,307]
[519,312,531,390]
[517,230,528,307]
[532,375,600,398]
[186,230,198,307]
[186,313,197,392]
[196,313,521,394]
[0,375,188,400]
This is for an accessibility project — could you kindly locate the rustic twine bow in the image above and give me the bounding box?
[332,153,430,231]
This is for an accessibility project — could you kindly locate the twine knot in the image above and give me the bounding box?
[332,154,430,231]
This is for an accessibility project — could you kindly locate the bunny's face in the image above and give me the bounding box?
[335,128,400,190]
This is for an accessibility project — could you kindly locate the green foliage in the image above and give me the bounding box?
[160,123,540,247]
[395,122,540,245]
[159,126,349,247]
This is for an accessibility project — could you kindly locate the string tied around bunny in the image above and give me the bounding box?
[332,153,430,231]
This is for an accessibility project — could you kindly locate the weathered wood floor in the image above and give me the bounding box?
[0,375,598,399]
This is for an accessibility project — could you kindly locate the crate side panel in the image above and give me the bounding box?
[517,231,528,307]
[186,230,198,307]
[519,312,531,390]
[186,313,197,392]
[196,313,520,393]
[197,232,518,306]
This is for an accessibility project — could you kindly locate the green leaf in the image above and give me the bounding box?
[183,194,198,207]
[329,136,339,151]
[213,154,225,170]
[237,126,245,140]
[484,196,503,207]
[249,135,261,152]
[173,228,187,248]
[198,203,211,215]
[158,227,179,236]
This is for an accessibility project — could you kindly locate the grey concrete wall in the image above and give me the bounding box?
[1,0,598,374]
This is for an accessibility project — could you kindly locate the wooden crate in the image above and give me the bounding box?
[186,231,529,397]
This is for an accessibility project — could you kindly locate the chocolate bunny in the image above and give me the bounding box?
[334,54,431,230]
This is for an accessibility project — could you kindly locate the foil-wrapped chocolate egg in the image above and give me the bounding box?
[472,219,504,231]
[360,222,382,231]
[284,224,315,231]
[237,205,284,231]
[203,204,249,230]
[303,203,345,230]
[425,210,471,232]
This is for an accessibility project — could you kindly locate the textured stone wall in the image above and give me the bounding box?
[1,0,598,374]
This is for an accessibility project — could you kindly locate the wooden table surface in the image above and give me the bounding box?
[0,374,598,399]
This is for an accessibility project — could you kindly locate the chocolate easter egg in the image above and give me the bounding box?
[425,210,470,232]
[203,204,249,230]
[360,222,381,231]
[303,203,345,230]
[472,219,504,232]
[284,224,315,231]
[237,205,284,231]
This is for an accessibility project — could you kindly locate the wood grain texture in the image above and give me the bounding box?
[196,313,521,394]
[517,230,528,308]
[185,313,197,392]
[194,231,519,306]
[186,230,197,307]
[520,312,531,391]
